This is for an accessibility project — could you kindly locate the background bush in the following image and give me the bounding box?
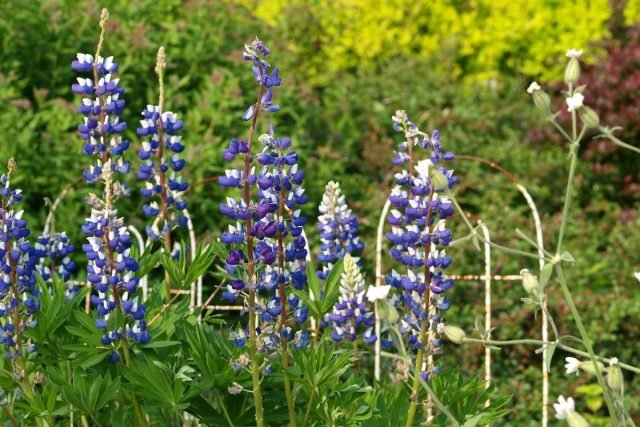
[1,0,639,423]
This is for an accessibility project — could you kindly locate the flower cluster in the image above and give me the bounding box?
[137,106,188,240]
[34,232,78,298]
[317,181,364,280]
[0,164,39,360]
[385,110,457,380]
[327,254,375,344]
[221,129,310,355]
[72,47,149,358]
[220,39,309,360]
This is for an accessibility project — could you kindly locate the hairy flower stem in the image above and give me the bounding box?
[462,337,640,374]
[555,265,618,421]
[554,108,619,421]
[405,185,436,427]
[244,85,265,427]
[276,161,297,427]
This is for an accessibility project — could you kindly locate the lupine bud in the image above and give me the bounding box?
[520,269,539,295]
[564,58,580,84]
[578,106,599,128]
[442,325,466,344]
[607,357,623,395]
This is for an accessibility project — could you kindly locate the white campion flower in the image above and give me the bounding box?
[527,81,541,94]
[566,49,584,58]
[565,357,582,375]
[366,285,391,302]
[633,272,640,282]
[566,93,584,112]
[554,395,575,419]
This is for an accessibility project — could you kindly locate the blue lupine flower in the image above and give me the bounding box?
[137,105,188,240]
[328,254,375,344]
[35,232,78,298]
[385,110,457,380]
[72,49,149,352]
[317,181,364,280]
[220,38,308,359]
[0,162,39,360]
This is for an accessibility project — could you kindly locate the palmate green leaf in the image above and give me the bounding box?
[306,261,321,301]
[321,259,344,313]
[122,360,178,409]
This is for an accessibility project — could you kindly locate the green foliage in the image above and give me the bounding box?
[429,371,511,426]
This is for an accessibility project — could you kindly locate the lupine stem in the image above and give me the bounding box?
[92,11,147,425]
[405,185,436,427]
[244,83,265,427]
[276,154,297,427]
[155,47,173,300]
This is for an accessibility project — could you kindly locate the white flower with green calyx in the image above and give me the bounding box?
[553,396,590,427]
[566,93,584,112]
[564,357,582,375]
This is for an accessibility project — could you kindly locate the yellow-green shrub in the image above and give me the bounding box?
[240,0,637,83]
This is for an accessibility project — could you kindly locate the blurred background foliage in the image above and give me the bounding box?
[0,0,639,423]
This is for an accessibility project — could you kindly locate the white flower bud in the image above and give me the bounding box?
[441,325,466,344]
[520,269,539,295]
[564,57,581,84]
[566,411,590,427]
[578,106,600,128]
[607,357,623,395]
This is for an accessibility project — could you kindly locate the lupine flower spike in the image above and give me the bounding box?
[72,9,149,364]
[385,111,457,426]
[317,181,364,280]
[218,37,296,427]
[34,232,78,298]
[137,47,188,249]
[0,159,39,364]
[328,254,376,368]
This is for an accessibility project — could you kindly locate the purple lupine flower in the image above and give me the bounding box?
[317,181,364,280]
[385,110,457,380]
[137,104,188,240]
[72,47,149,354]
[0,161,39,360]
[34,232,78,298]
[220,38,309,360]
[328,254,375,344]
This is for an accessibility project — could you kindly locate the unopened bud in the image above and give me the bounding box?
[155,46,166,74]
[578,106,599,128]
[520,269,539,295]
[564,58,580,84]
[580,360,605,376]
[567,411,590,427]
[430,168,449,191]
[441,325,466,344]
[532,90,551,115]
[607,357,623,395]
[228,382,243,395]
[7,158,16,174]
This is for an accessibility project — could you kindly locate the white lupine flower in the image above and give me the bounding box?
[566,93,584,112]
